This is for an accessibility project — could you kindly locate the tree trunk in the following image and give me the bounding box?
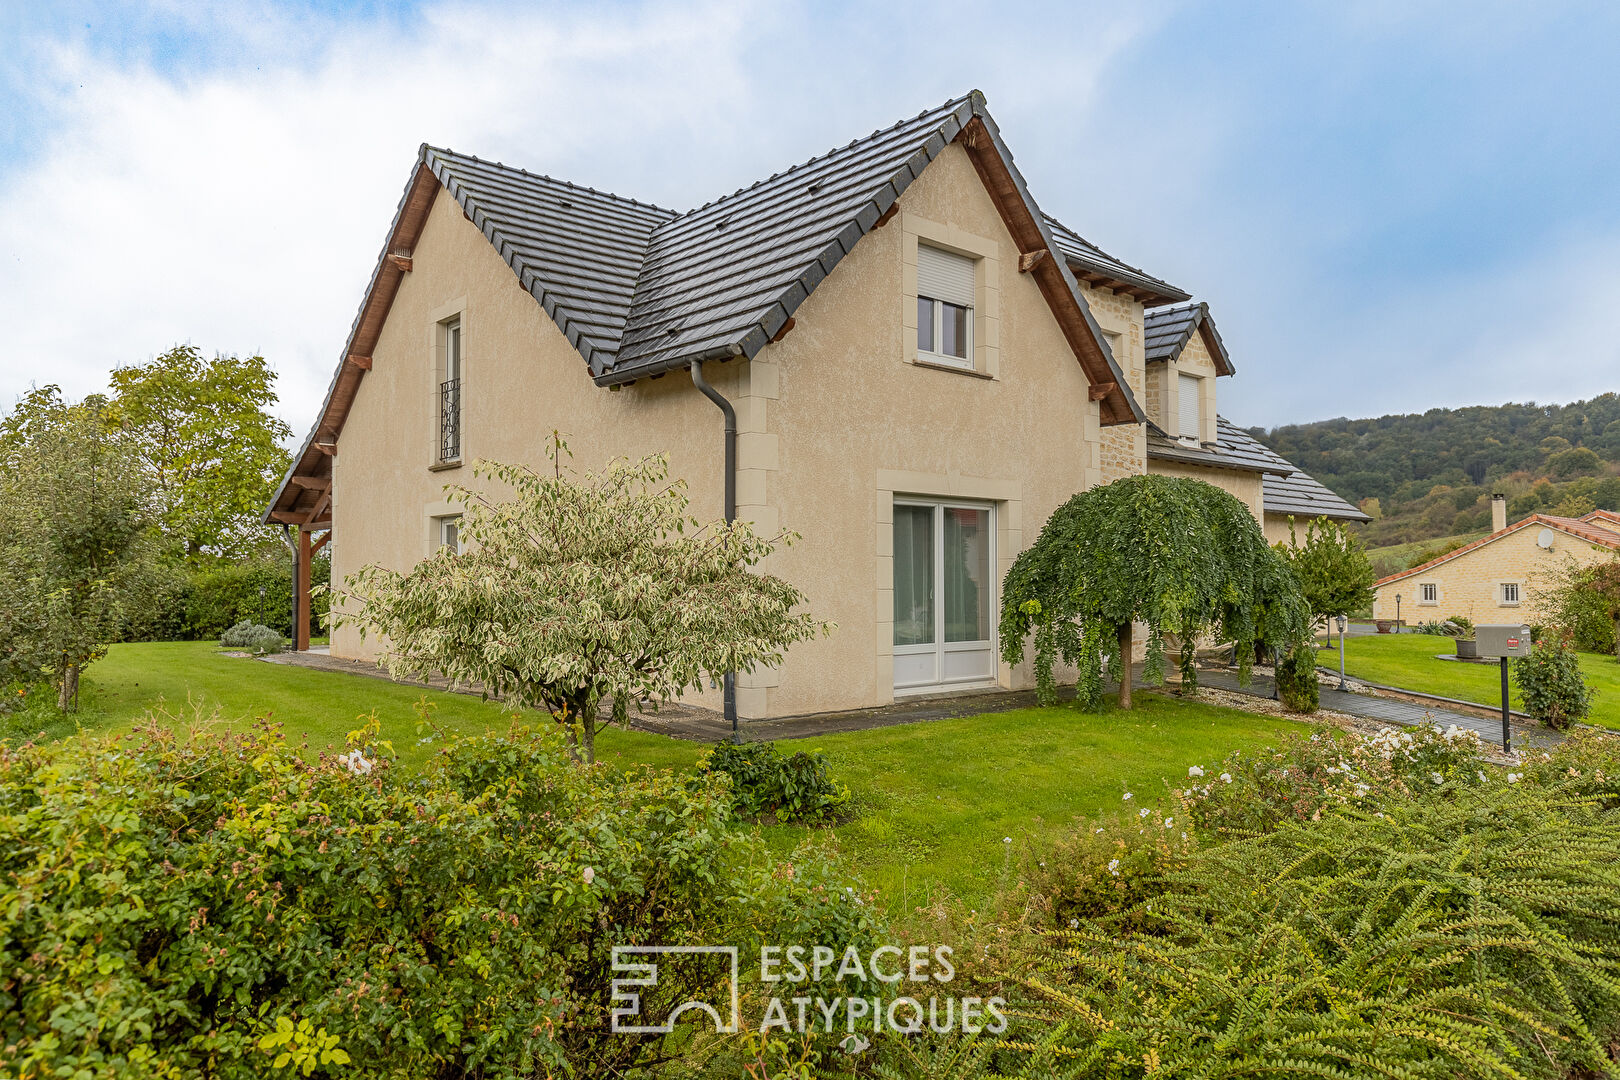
[1117,623,1132,710]
[58,663,80,712]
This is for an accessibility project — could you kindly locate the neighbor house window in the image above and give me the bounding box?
[916,244,975,369]
[1178,372,1202,443]
[1419,583,1438,604]
[437,515,462,555]
[1500,581,1521,605]
[439,317,463,463]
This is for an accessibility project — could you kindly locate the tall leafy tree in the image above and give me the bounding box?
[335,439,830,762]
[999,475,1308,711]
[109,345,292,561]
[0,387,157,709]
[1277,517,1377,627]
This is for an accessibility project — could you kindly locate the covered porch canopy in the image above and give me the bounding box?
[263,157,441,649]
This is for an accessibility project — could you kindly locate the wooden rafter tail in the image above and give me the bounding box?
[1018,249,1048,273]
[1088,381,1118,402]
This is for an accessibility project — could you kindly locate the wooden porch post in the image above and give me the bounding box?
[296,527,313,651]
[1117,622,1132,709]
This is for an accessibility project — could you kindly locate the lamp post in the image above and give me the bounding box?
[1395,594,1402,632]
[258,584,265,626]
[1337,614,1348,690]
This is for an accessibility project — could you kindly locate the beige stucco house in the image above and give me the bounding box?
[1373,504,1620,626]
[267,90,1362,721]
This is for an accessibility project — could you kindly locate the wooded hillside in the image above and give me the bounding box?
[1253,394,1620,572]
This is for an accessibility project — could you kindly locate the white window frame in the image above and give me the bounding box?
[437,316,464,465]
[1499,581,1521,606]
[437,514,462,555]
[892,497,997,694]
[915,243,976,371]
[1418,582,1438,605]
[1178,371,1202,444]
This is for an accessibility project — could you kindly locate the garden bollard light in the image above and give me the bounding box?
[1337,614,1348,690]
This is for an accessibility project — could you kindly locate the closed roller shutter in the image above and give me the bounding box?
[1179,372,1201,439]
[917,244,975,307]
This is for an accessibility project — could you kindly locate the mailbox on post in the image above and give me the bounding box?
[1476,624,1533,659]
[1475,624,1534,754]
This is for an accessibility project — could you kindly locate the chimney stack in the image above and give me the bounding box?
[1492,493,1507,532]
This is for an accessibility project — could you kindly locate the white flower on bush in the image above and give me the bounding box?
[338,749,373,775]
[582,866,595,885]
[1107,859,1120,877]
[1507,772,1521,784]
[1122,792,1133,801]
[1163,818,1174,829]
[1219,773,1232,784]
[1138,808,1150,818]
[1188,766,1205,778]
[1430,772,1444,785]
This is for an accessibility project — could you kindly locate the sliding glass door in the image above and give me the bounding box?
[893,499,995,693]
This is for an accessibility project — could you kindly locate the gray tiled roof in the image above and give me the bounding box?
[419,92,1139,404]
[425,151,676,369]
[425,96,987,382]
[612,96,978,378]
[1144,301,1234,375]
[1044,215,1189,304]
[1146,417,1370,523]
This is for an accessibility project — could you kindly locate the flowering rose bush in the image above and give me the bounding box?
[1183,722,1485,836]
[0,713,880,1078]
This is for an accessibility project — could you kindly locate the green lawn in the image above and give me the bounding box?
[9,642,1308,912]
[1329,632,1620,730]
[780,694,1305,911]
[3,641,694,771]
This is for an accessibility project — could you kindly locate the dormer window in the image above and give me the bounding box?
[1178,371,1202,443]
[916,244,975,369]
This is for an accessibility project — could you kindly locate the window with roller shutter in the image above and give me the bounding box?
[916,244,975,368]
[1178,372,1201,442]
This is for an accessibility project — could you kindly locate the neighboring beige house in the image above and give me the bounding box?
[266,90,1363,721]
[1135,302,1368,543]
[1373,503,1620,627]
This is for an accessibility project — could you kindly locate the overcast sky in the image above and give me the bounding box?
[3,0,1617,439]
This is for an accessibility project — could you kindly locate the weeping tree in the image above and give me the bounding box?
[999,474,1308,711]
[335,439,830,763]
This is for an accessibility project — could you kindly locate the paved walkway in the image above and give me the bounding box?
[265,649,1559,751]
[1191,667,1560,752]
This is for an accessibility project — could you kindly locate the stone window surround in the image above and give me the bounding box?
[1418,581,1439,605]
[428,295,468,472]
[423,500,464,560]
[1496,580,1523,607]
[901,213,1001,379]
[873,470,1023,701]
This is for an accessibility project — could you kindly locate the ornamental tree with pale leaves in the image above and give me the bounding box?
[335,438,829,762]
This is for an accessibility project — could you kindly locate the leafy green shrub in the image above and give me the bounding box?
[1515,633,1594,730]
[992,736,1620,1079]
[699,739,849,823]
[219,619,284,654]
[0,717,880,1078]
[1446,613,1474,637]
[1273,642,1319,713]
[188,556,327,641]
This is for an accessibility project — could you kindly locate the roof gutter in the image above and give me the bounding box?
[690,358,739,742]
[595,343,744,387]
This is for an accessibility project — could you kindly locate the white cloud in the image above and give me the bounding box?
[0,0,1171,440]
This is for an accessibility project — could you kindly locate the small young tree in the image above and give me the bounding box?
[1515,632,1593,731]
[1536,557,1620,657]
[999,474,1309,711]
[0,388,156,709]
[335,440,830,762]
[1278,516,1377,634]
